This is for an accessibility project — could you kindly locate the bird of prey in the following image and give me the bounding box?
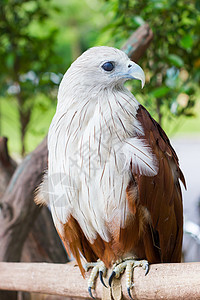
[36,46,185,299]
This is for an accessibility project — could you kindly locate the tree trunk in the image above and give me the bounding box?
[0,136,17,198]
[0,138,47,262]
[21,206,68,264]
[19,108,31,157]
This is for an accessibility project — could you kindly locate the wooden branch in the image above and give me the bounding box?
[0,262,200,300]
[121,23,153,62]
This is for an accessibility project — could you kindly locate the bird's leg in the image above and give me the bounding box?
[109,257,149,300]
[84,259,107,299]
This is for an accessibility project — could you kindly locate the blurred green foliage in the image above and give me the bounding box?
[0,0,103,155]
[0,0,199,155]
[99,0,200,130]
[0,0,60,155]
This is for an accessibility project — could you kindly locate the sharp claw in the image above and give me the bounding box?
[108,270,116,287]
[88,287,96,299]
[127,287,134,300]
[99,270,107,288]
[145,263,149,276]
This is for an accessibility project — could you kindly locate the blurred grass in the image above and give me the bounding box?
[1,96,200,157]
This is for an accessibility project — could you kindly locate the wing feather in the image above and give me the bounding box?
[131,105,185,262]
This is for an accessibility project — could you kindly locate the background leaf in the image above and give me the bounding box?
[168,54,184,68]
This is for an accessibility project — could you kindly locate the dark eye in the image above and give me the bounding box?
[102,61,114,72]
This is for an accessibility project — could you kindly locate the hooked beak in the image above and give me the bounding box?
[126,62,145,88]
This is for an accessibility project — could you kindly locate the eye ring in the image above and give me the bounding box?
[101,61,114,72]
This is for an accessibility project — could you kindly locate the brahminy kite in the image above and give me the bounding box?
[36,46,185,299]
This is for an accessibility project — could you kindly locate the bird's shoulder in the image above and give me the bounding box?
[136,104,186,187]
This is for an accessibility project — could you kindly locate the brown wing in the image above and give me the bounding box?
[128,105,186,263]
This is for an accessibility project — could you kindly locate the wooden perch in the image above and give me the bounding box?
[0,261,200,300]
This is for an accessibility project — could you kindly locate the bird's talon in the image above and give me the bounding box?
[86,260,107,298]
[108,270,116,287]
[99,270,107,288]
[127,287,134,300]
[144,263,149,276]
[88,286,96,299]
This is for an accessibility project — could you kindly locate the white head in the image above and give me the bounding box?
[58,46,145,103]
